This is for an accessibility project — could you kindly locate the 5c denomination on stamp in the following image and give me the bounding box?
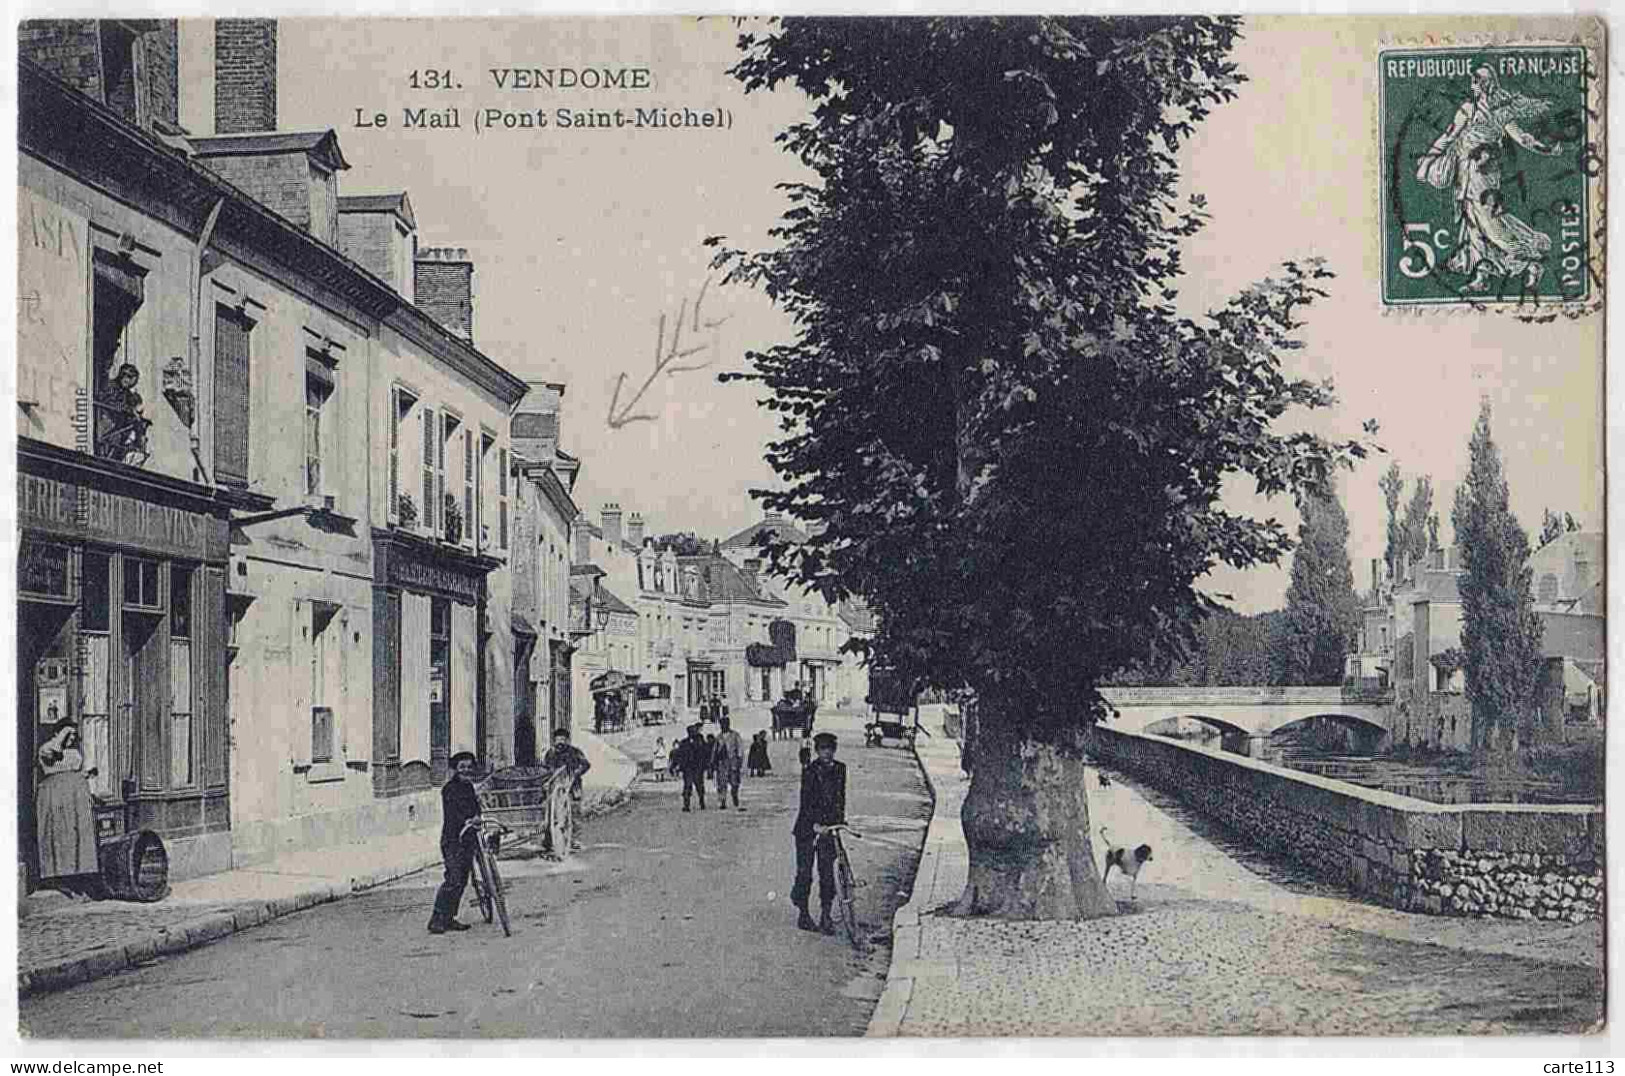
[1380,43,1598,311]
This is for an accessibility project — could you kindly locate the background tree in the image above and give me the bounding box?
[1400,475,1434,572]
[651,531,711,556]
[1379,462,1404,580]
[716,17,1372,919]
[1279,491,1360,685]
[1451,399,1544,754]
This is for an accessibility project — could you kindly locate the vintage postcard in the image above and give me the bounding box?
[11,13,1608,1048]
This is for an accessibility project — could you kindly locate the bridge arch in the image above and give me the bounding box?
[1264,711,1391,753]
[1141,713,1250,740]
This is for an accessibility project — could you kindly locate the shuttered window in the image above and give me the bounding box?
[463,428,474,549]
[388,387,401,522]
[421,408,436,535]
[437,412,450,541]
[498,447,509,550]
[214,307,251,485]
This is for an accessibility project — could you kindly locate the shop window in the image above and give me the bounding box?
[170,566,193,787]
[123,557,161,609]
[80,551,113,799]
[310,602,340,764]
[19,538,71,601]
[92,252,150,465]
[214,305,253,486]
[305,361,334,500]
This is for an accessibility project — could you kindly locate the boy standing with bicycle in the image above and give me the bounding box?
[790,731,846,935]
[427,750,481,935]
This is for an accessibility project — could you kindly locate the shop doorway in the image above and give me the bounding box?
[18,602,74,890]
[429,597,451,779]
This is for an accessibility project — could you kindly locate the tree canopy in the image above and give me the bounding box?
[714,16,1375,738]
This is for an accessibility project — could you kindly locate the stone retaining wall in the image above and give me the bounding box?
[1087,725,1602,923]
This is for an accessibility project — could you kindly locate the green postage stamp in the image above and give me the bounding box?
[1379,43,1598,309]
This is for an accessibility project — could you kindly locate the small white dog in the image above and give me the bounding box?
[1099,826,1154,902]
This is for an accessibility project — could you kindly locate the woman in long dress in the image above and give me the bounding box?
[36,720,100,892]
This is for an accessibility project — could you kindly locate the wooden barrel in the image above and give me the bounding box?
[98,829,170,903]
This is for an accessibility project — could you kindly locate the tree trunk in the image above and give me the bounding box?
[951,711,1117,920]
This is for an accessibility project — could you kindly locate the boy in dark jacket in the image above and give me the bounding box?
[427,750,481,934]
[790,732,847,934]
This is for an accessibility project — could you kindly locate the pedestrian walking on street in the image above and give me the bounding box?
[650,736,669,782]
[747,731,772,777]
[676,723,709,811]
[791,732,847,935]
[712,717,746,810]
[427,750,481,935]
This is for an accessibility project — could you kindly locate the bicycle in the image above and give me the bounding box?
[461,816,512,937]
[818,824,865,952]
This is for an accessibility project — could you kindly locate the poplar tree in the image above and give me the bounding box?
[1280,491,1360,685]
[1451,399,1544,754]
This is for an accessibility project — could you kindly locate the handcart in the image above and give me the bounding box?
[475,765,574,860]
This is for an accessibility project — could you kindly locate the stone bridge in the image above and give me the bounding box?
[1098,686,1392,757]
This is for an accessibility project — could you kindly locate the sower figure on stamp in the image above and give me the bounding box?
[427,750,481,935]
[711,716,746,810]
[790,731,847,934]
[1415,63,1563,292]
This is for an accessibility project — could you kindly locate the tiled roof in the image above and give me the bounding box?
[679,555,771,602]
[337,192,417,229]
[720,517,809,550]
[189,130,350,171]
[597,586,638,617]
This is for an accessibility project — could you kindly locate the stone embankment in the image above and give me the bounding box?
[1087,724,1602,923]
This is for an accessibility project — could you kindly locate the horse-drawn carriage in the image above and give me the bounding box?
[771,687,817,739]
[865,671,922,749]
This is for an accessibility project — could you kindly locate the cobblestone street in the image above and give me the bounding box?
[875,717,1603,1038]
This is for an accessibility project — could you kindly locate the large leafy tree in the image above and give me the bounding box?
[715,17,1371,918]
[1401,475,1436,566]
[1452,399,1544,754]
[1279,491,1360,685]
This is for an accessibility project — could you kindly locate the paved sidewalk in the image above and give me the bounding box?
[868,712,1604,1037]
[18,731,639,999]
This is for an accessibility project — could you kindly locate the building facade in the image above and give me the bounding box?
[19,18,529,882]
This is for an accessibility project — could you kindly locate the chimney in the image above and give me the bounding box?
[626,513,645,549]
[214,18,277,134]
[21,20,180,134]
[601,503,623,546]
[1370,558,1380,596]
[337,193,417,298]
[572,518,592,564]
[511,380,564,464]
[414,247,475,343]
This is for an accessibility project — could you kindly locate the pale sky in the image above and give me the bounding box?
[177,15,1605,614]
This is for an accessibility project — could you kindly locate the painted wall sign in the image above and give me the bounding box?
[18,472,211,559]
